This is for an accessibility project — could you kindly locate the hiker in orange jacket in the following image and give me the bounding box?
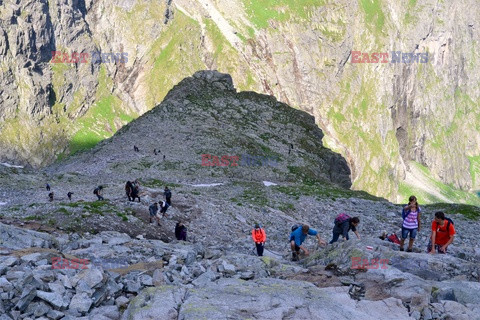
[252,223,266,256]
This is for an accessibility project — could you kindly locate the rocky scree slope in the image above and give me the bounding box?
[0,70,480,319]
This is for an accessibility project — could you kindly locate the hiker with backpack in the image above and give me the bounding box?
[67,192,74,201]
[159,200,169,217]
[329,213,360,244]
[94,186,104,200]
[428,211,455,254]
[252,223,267,256]
[175,221,187,241]
[46,183,51,191]
[400,195,421,252]
[290,224,326,261]
[164,186,172,206]
[149,202,160,225]
[131,180,141,202]
[48,192,54,202]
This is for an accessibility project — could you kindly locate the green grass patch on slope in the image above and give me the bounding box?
[242,0,325,29]
[359,0,385,34]
[398,162,480,206]
[68,66,135,155]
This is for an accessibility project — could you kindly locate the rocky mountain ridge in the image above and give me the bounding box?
[1,0,480,204]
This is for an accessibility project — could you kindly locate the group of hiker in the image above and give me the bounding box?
[252,195,455,260]
[148,187,172,225]
[46,183,74,202]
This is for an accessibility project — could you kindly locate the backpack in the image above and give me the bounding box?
[387,233,401,245]
[93,188,98,195]
[291,224,302,232]
[334,213,350,226]
[434,217,454,235]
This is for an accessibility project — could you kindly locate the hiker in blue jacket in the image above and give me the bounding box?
[329,214,360,244]
[290,224,326,261]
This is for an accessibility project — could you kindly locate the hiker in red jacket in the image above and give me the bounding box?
[428,211,455,254]
[252,223,266,256]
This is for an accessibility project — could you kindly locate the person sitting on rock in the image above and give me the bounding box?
[428,211,455,254]
[329,214,360,244]
[149,202,160,225]
[175,221,187,241]
[400,195,421,252]
[290,224,326,261]
[252,223,266,256]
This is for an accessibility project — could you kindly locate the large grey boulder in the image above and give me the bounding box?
[122,278,412,320]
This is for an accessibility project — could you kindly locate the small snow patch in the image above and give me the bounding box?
[263,181,277,186]
[1,162,24,169]
[0,202,6,206]
[190,183,224,187]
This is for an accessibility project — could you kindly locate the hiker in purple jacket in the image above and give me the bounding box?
[329,214,360,244]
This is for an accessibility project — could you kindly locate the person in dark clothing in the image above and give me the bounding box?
[134,145,139,152]
[175,222,187,241]
[46,183,51,191]
[154,149,157,155]
[125,181,134,201]
[329,216,360,244]
[159,200,169,217]
[67,192,73,201]
[131,180,141,202]
[94,186,104,200]
[163,155,166,160]
[48,192,54,202]
[149,202,160,225]
[164,186,172,206]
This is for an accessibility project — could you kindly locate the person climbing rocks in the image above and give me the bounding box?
[251,223,266,256]
[94,186,104,201]
[159,200,169,217]
[290,224,326,261]
[48,192,54,202]
[400,195,421,252]
[67,192,74,201]
[46,183,51,191]
[149,202,160,225]
[131,180,141,202]
[164,186,172,206]
[175,221,187,241]
[134,145,139,152]
[329,214,360,244]
[125,181,134,201]
[428,211,455,254]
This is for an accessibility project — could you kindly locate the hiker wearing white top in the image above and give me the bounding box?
[400,195,421,252]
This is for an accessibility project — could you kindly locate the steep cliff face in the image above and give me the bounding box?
[1,0,479,204]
